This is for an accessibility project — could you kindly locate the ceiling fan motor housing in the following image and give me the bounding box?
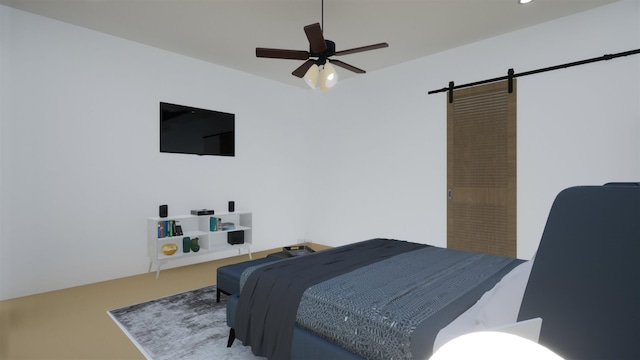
[311,40,336,64]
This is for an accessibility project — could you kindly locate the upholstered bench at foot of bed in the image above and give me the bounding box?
[226,295,239,346]
[216,256,281,302]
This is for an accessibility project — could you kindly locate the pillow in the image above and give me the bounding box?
[432,258,534,352]
[474,258,533,328]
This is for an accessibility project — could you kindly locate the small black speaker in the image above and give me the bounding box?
[228,201,235,212]
[159,204,168,218]
[227,230,244,245]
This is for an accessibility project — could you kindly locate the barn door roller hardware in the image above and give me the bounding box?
[431,48,640,103]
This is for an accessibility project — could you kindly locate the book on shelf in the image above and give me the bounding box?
[157,220,178,238]
[222,222,235,231]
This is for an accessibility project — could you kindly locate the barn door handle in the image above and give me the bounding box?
[448,189,452,199]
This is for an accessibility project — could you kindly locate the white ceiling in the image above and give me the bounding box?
[1,0,619,89]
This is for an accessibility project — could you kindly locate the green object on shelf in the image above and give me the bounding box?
[183,237,191,253]
[191,237,200,252]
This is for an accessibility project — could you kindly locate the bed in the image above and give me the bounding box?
[227,183,640,360]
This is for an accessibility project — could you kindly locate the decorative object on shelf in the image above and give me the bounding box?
[182,237,191,253]
[210,217,217,231]
[191,209,215,216]
[161,243,178,256]
[191,237,200,252]
[159,204,168,218]
[222,222,235,231]
[228,201,235,212]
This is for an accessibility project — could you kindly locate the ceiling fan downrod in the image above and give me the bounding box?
[321,0,324,34]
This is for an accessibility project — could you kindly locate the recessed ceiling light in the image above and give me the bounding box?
[519,0,533,4]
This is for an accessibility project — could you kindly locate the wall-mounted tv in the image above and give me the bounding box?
[160,102,235,156]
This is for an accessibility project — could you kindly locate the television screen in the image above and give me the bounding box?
[160,102,235,156]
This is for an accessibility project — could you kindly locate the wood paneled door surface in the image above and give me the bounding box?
[447,80,517,257]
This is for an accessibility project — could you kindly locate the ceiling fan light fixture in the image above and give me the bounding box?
[303,64,320,88]
[320,61,338,91]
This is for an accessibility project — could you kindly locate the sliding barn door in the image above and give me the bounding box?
[447,80,517,257]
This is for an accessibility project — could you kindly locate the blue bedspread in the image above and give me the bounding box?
[296,246,522,359]
[235,239,427,359]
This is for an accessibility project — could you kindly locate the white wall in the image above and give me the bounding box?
[306,0,640,258]
[0,5,312,300]
[1,1,639,300]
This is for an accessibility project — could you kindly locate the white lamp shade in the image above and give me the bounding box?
[430,331,564,360]
[320,61,338,91]
[303,64,319,89]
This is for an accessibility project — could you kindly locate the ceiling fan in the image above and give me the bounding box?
[256,16,388,90]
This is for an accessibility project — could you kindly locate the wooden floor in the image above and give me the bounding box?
[0,244,328,360]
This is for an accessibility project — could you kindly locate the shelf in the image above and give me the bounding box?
[156,242,250,260]
[157,247,209,260]
[148,212,253,277]
[209,242,251,252]
[149,214,194,222]
[208,225,250,234]
[156,230,208,241]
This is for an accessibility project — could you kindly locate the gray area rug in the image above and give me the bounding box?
[108,285,264,360]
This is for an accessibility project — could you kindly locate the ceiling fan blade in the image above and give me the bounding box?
[292,60,317,78]
[256,48,309,60]
[330,59,366,74]
[335,42,389,56]
[304,23,327,54]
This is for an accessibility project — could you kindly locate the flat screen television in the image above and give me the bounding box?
[160,102,235,156]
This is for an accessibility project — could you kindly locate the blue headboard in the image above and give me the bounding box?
[518,183,640,359]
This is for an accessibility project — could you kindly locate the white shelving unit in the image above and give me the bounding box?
[147,211,252,277]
